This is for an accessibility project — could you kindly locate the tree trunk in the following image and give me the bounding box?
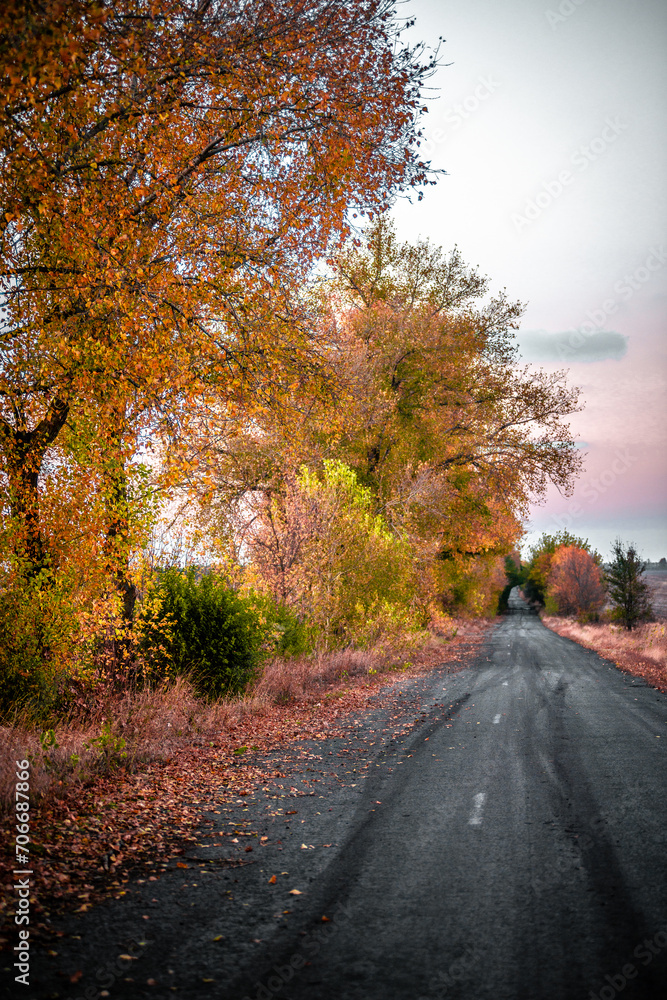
[0,396,70,578]
[101,410,137,625]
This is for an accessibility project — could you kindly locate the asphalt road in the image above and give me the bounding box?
[25,591,667,1000]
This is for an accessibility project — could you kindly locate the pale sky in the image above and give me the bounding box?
[392,0,667,560]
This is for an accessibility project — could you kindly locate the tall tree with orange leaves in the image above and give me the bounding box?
[0,0,436,586]
[546,545,605,618]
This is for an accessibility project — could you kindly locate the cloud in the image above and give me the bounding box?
[517,330,628,363]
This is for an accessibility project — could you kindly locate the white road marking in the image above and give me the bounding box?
[493,714,502,724]
[468,792,486,826]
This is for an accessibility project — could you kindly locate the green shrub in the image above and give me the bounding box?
[0,573,77,723]
[296,461,421,642]
[543,593,559,615]
[140,569,265,698]
[84,721,128,770]
[249,592,316,658]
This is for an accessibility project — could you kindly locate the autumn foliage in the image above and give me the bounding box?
[0,3,584,722]
[546,545,605,618]
[1,0,434,573]
[522,531,596,607]
[199,219,582,623]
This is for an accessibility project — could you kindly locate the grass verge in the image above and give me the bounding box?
[541,616,667,692]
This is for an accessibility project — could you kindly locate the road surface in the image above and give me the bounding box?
[27,591,667,1000]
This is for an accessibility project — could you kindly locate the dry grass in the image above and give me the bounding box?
[0,677,229,811]
[253,645,409,705]
[541,616,667,692]
[0,627,451,814]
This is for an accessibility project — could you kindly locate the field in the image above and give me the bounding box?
[645,570,667,620]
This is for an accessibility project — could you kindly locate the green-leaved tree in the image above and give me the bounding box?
[606,540,652,630]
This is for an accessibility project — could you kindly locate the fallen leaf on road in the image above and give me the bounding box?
[268,875,276,884]
[289,889,302,895]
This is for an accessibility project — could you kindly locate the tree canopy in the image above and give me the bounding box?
[195,220,583,618]
[0,0,435,577]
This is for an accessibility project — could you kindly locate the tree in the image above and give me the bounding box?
[324,219,582,610]
[606,540,652,630]
[197,220,583,617]
[504,552,525,588]
[546,545,605,618]
[245,460,420,644]
[0,0,435,584]
[523,530,596,605]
